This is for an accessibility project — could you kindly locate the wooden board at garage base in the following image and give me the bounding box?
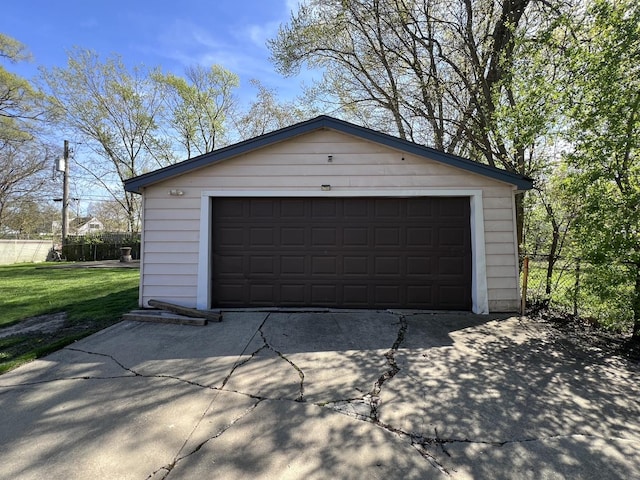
[123,310,207,326]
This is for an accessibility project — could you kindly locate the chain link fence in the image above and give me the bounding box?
[522,254,634,331]
[522,255,583,315]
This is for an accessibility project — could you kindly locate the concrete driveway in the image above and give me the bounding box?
[1,311,639,479]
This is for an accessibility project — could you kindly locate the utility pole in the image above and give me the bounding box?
[61,140,70,244]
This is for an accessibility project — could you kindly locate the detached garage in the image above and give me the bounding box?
[124,116,532,313]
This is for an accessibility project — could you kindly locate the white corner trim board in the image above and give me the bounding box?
[196,189,489,314]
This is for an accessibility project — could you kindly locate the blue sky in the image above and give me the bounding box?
[1,0,308,104]
[1,1,314,208]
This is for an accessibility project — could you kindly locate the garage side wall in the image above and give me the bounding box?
[140,130,520,312]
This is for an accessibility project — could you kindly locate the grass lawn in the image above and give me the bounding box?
[0,263,139,374]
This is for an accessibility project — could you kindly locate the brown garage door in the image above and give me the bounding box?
[211,197,471,309]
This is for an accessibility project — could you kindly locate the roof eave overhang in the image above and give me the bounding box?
[124,116,534,194]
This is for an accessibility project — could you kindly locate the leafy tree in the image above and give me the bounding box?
[563,0,640,339]
[269,0,572,246]
[0,33,52,141]
[1,35,32,145]
[0,33,30,62]
[523,163,577,302]
[154,64,239,158]
[0,141,57,234]
[235,79,308,139]
[0,34,56,231]
[40,49,170,233]
[2,196,58,238]
[270,0,564,163]
[89,199,130,232]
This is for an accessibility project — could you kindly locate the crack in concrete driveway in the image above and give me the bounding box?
[1,310,639,479]
[257,313,305,403]
[146,398,265,480]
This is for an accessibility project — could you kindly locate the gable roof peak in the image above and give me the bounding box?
[124,115,533,193]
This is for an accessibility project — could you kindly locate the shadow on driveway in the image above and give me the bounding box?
[0,310,638,479]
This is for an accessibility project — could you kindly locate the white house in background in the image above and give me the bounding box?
[52,216,104,236]
[70,216,104,235]
[124,116,533,313]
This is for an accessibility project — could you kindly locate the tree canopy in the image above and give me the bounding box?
[0,34,55,233]
[562,0,640,337]
[41,49,169,232]
[269,0,574,246]
[269,0,566,176]
[154,64,239,158]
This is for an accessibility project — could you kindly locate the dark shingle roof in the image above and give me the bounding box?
[124,115,533,193]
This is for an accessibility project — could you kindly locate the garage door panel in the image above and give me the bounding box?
[216,255,243,274]
[437,285,469,308]
[407,198,433,217]
[216,199,244,217]
[250,199,275,217]
[344,199,368,217]
[281,284,305,304]
[281,256,305,274]
[375,227,401,246]
[311,284,337,304]
[407,285,434,305]
[439,256,466,275]
[280,227,305,246]
[343,285,369,305]
[250,256,275,274]
[375,257,401,275]
[343,227,369,246]
[375,198,401,217]
[438,199,466,216]
[312,199,338,217]
[216,284,245,303]
[344,256,369,275]
[375,285,401,305]
[311,256,338,275]
[215,227,244,246]
[250,284,274,303]
[407,256,433,276]
[407,227,432,246]
[280,199,305,217]
[211,197,471,309]
[250,227,275,246]
[311,227,337,246]
[439,227,467,247]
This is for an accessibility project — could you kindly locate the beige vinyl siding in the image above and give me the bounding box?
[141,194,201,305]
[481,191,520,311]
[140,129,521,311]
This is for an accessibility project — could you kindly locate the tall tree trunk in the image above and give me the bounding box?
[542,198,561,299]
[546,227,559,298]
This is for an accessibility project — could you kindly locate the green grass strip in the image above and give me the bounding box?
[0,263,140,373]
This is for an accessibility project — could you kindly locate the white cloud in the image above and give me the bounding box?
[152,19,272,79]
[163,20,225,52]
[147,4,314,106]
[244,21,280,50]
[241,0,302,50]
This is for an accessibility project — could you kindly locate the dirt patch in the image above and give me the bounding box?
[530,307,640,363]
[0,312,68,339]
[0,311,122,373]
